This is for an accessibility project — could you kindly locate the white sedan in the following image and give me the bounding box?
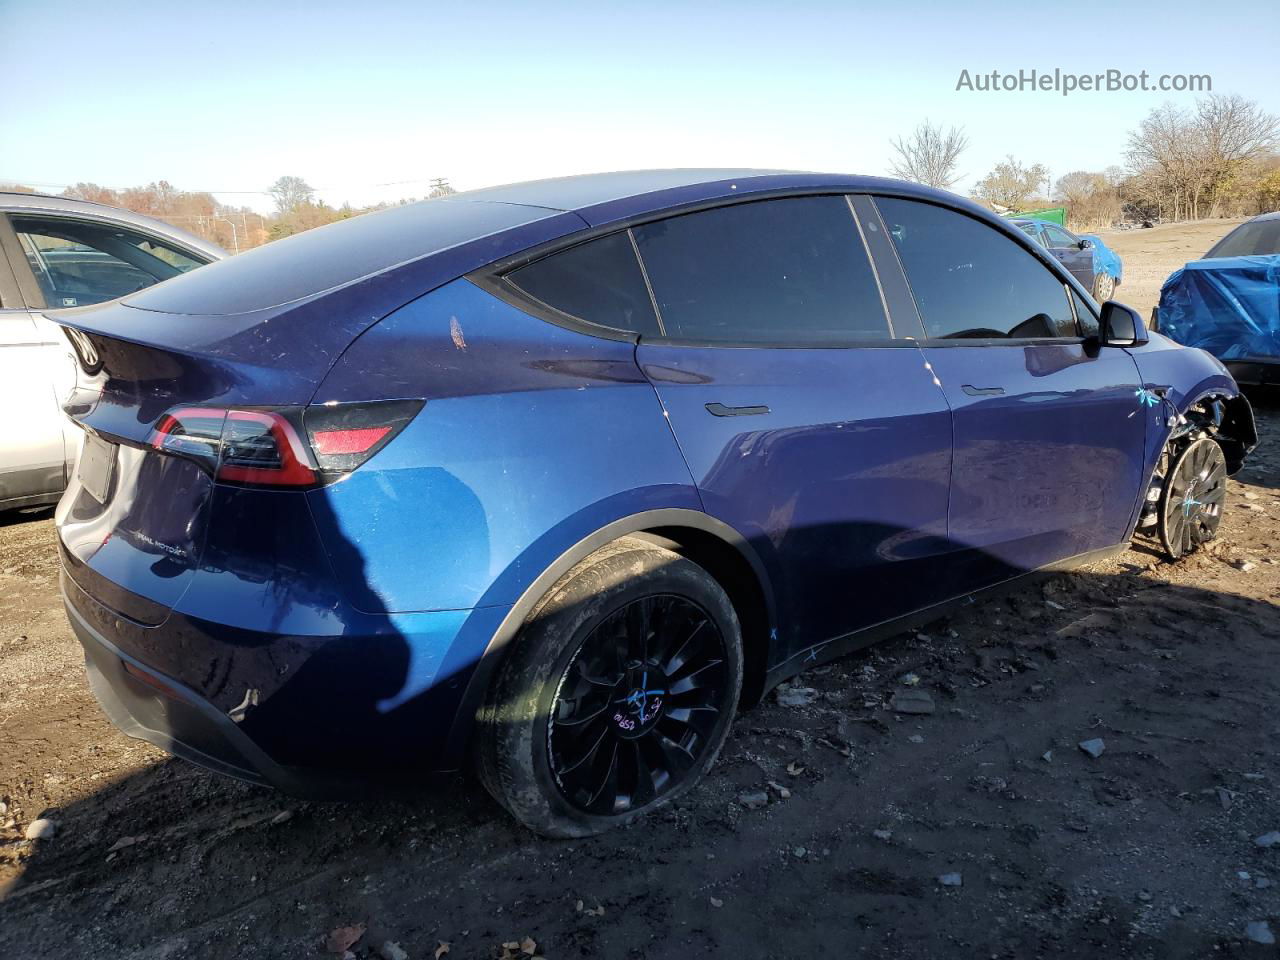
[0,192,224,511]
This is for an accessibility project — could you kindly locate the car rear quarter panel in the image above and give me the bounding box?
[308,277,703,615]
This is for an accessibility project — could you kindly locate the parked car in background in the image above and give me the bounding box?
[1010,217,1123,301]
[51,170,1254,837]
[0,193,223,510]
[1152,211,1280,385]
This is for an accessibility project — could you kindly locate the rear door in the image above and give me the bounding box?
[628,196,954,661]
[872,196,1146,585]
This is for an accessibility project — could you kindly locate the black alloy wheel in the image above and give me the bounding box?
[476,536,743,838]
[549,594,729,815]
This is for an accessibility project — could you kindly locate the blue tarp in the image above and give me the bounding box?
[1079,234,1122,282]
[1158,255,1280,361]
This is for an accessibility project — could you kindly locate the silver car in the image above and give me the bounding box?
[0,193,224,510]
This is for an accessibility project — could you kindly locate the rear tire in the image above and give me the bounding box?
[476,537,743,838]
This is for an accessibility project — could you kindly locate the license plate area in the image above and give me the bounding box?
[77,432,117,504]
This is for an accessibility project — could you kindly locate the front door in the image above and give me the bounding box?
[1042,223,1096,290]
[630,196,954,661]
[872,196,1147,586]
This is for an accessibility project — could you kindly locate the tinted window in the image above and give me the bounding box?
[1071,288,1099,337]
[13,216,207,308]
[876,198,1076,339]
[507,232,659,336]
[1206,218,1280,257]
[1014,221,1042,243]
[124,199,553,316]
[633,196,890,343]
[1043,225,1077,248]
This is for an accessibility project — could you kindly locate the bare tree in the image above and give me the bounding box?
[268,176,316,215]
[1196,94,1279,215]
[427,177,456,199]
[61,182,120,205]
[1053,171,1123,230]
[970,156,1049,211]
[1125,95,1278,220]
[889,120,970,189]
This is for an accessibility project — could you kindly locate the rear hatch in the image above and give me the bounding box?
[53,296,346,623]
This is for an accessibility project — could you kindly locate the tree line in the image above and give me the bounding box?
[0,175,456,253]
[890,93,1280,230]
[5,93,1276,250]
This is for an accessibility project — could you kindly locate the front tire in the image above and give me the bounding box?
[476,537,743,838]
[1093,272,1116,301]
[1158,437,1227,559]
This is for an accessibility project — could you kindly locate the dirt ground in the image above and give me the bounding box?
[1095,219,1248,321]
[4,221,1280,959]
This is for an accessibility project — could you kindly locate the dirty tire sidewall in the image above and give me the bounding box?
[477,537,743,838]
[1093,272,1115,301]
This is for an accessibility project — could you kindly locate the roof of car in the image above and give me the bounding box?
[444,169,793,211]
[56,169,1077,384]
[0,191,226,259]
[441,169,934,226]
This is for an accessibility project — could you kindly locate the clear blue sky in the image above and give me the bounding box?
[3,0,1277,213]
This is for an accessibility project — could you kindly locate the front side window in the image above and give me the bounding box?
[12,216,206,308]
[876,197,1077,340]
[1043,224,1078,249]
[632,196,891,343]
[506,231,659,337]
[1071,289,1099,337]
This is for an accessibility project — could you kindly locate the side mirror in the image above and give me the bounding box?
[1099,300,1149,347]
[1078,238,1094,250]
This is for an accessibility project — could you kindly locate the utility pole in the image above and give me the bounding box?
[212,216,240,254]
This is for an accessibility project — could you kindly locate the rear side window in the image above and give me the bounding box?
[876,198,1077,340]
[507,232,659,337]
[632,196,890,343]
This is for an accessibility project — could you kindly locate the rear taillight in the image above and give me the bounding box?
[304,400,424,475]
[148,400,422,487]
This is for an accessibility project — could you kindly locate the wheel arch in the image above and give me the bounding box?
[1126,378,1256,543]
[443,508,778,764]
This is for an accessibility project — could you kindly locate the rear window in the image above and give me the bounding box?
[632,196,890,343]
[1206,219,1280,258]
[122,200,558,316]
[507,232,659,336]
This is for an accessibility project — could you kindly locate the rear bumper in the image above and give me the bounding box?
[66,595,350,797]
[62,561,513,793]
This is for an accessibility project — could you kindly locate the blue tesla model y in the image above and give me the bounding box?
[53,170,1255,836]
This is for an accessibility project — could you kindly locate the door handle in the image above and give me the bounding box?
[705,402,771,417]
[961,385,1005,397]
